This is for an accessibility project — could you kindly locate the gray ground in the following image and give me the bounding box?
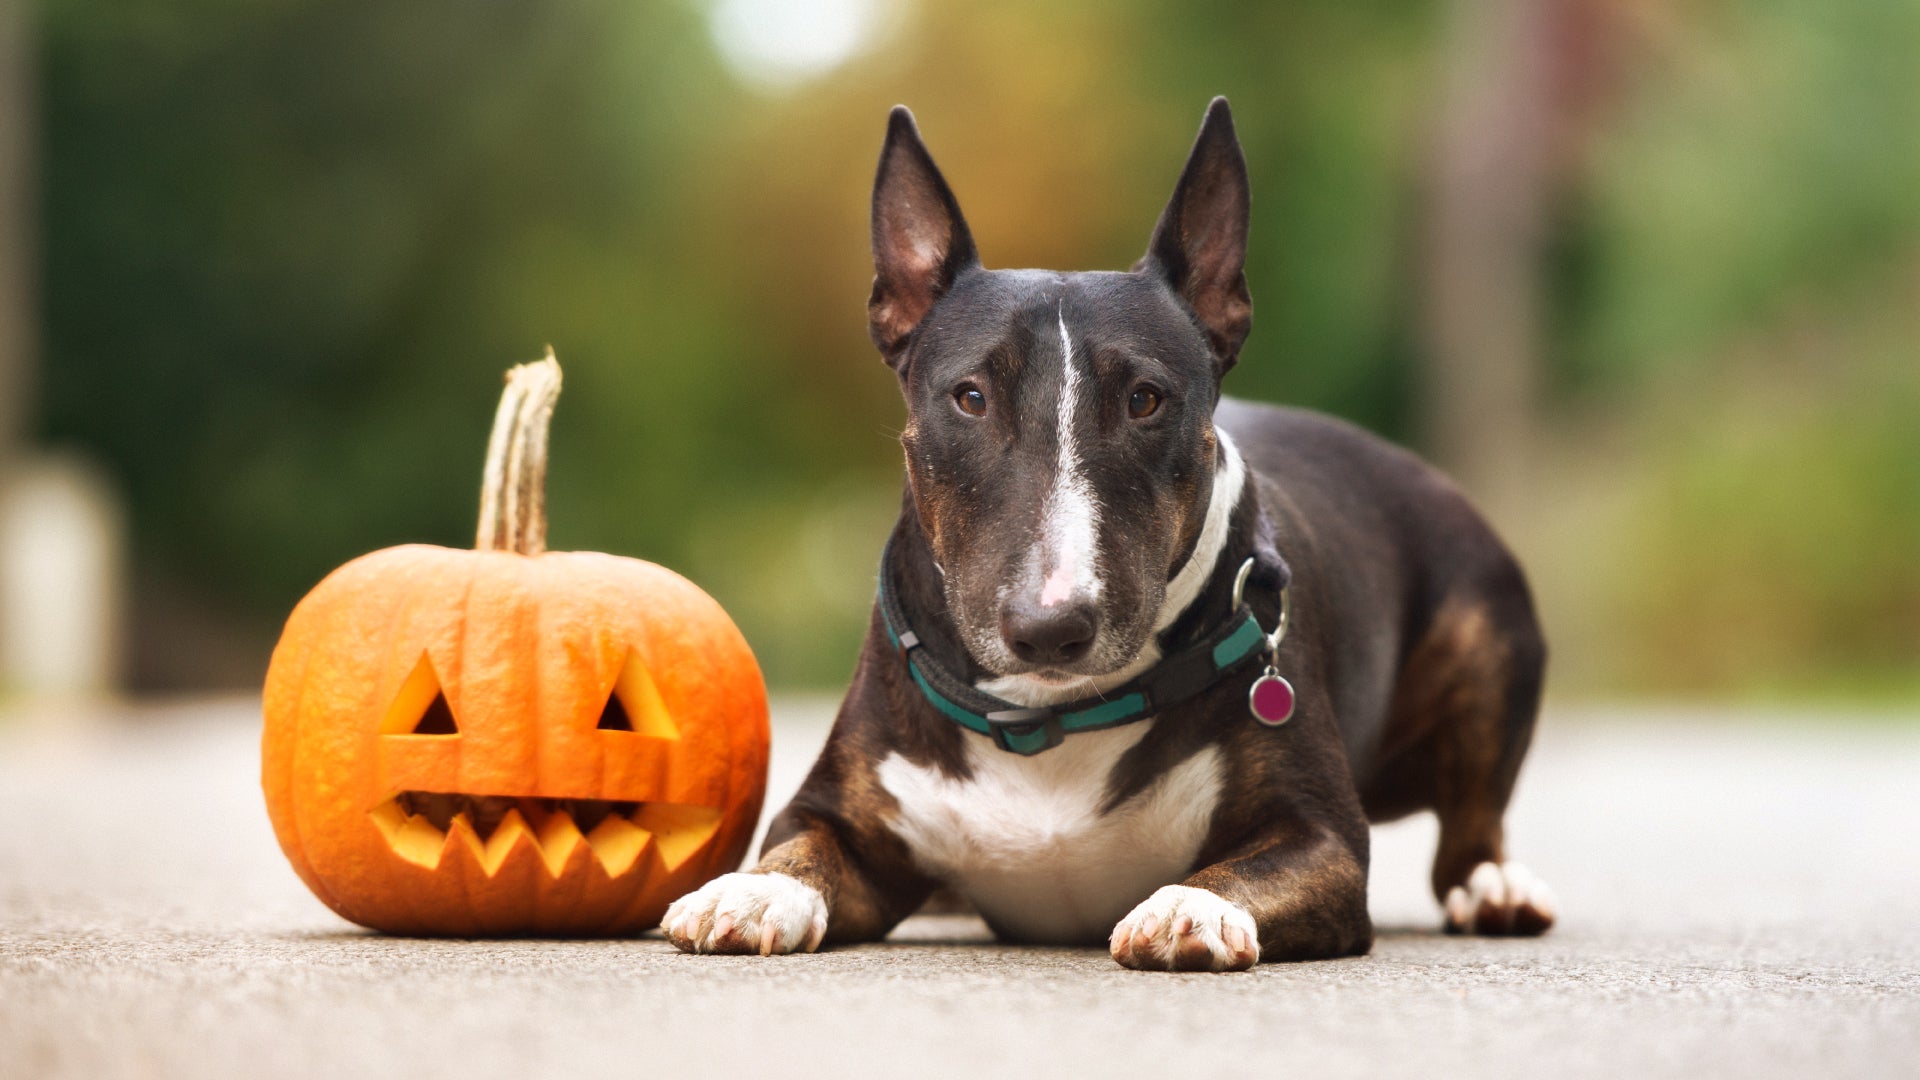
[2,697,1917,1080]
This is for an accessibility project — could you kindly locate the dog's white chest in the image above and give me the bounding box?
[875,725,1223,944]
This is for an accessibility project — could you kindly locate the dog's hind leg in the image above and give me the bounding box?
[1371,584,1556,936]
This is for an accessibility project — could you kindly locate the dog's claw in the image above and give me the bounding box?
[1220,923,1257,967]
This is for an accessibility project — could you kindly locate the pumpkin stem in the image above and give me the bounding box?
[476,348,563,555]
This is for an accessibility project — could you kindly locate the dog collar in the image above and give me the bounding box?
[877,540,1287,756]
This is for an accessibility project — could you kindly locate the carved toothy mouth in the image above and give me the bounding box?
[370,790,722,878]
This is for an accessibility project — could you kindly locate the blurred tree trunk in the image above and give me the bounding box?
[0,10,125,703]
[0,0,32,461]
[1420,0,1621,514]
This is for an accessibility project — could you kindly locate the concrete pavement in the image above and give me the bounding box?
[3,697,1917,1079]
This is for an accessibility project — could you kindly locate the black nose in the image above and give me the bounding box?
[1001,600,1099,666]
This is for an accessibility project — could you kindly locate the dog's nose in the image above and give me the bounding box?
[1001,600,1099,666]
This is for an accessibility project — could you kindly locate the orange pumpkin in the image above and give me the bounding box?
[261,353,768,936]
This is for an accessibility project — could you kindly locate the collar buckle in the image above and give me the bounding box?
[985,713,1065,755]
[985,707,1062,755]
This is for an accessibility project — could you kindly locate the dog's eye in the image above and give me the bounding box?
[1128,386,1163,419]
[954,385,987,417]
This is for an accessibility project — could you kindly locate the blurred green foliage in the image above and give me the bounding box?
[33,0,1920,698]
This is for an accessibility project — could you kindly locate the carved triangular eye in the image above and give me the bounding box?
[381,652,462,736]
[596,693,633,732]
[600,648,679,738]
[414,692,459,734]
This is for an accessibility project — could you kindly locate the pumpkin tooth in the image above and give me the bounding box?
[369,797,408,842]
[392,812,448,869]
[444,813,484,866]
[466,796,517,842]
[532,810,586,877]
[479,810,535,876]
[414,792,461,833]
[631,803,724,871]
[584,815,652,877]
[445,809,536,877]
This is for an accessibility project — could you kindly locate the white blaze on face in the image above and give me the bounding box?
[1036,308,1101,608]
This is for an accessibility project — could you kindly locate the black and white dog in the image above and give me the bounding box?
[664,98,1555,970]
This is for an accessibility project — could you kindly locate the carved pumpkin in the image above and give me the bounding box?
[262,354,768,936]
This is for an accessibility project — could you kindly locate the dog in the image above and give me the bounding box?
[663,97,1555,970]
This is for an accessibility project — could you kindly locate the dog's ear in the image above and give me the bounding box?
[868,106,979,370]
[1138,97,1252,371]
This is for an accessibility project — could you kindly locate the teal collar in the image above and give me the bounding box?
[877,541,1277,756]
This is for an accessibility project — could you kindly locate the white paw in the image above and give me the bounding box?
[1110,885,1259,972]
[662,872,828,955]
[1444,861,1557,936]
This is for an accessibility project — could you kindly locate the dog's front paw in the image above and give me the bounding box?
[1444,861,1557,936]
[662,872,828,955]
[1110,885,1259,972]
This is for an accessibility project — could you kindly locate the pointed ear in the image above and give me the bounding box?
[868,106,979,369]
[1138,97,1252,370]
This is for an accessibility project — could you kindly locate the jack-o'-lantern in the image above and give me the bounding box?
[261,353,768,936]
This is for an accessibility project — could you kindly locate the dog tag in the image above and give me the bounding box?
[1249,669,1295,727]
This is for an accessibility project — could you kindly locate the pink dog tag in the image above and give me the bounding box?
[1249,671,1296,726]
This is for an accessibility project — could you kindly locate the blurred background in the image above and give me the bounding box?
[0,0,1914,707]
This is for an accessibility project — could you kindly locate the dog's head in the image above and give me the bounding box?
[869,98,1252,685]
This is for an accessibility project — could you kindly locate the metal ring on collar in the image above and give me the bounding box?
[1232,556,1290,662]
